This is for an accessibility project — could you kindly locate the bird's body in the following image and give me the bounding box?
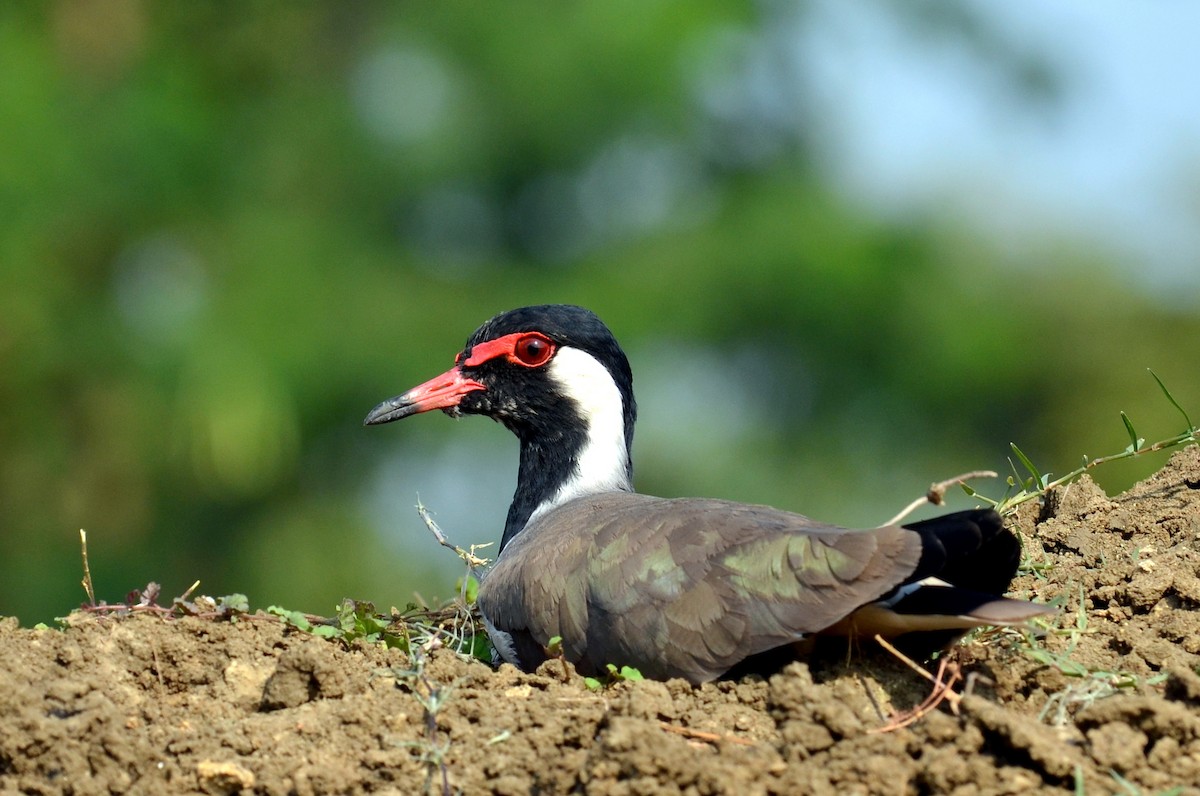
[366,304,1050,683]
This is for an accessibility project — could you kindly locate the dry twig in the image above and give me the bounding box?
[79,529,96,606]
[416,500,493,570]
[659,722,756,747]
[883,470,998,526]
[869,635,964,733]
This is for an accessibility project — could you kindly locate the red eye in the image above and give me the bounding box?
[512,333,554,367]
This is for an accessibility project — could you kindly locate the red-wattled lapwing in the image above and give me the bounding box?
[365,304,1051,683]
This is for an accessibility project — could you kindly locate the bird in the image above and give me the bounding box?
[364,304,1052,684]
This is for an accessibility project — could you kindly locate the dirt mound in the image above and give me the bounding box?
[3,447,1200,795]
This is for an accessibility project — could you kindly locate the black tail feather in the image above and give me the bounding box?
[902,508,1017,595]
[936,525,1021,595]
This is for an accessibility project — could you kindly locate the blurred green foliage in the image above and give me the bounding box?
[2,2,1197,624]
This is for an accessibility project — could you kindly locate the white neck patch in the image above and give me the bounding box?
[529,346,632,522]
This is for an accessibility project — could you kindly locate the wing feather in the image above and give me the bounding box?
[478,492,924,682]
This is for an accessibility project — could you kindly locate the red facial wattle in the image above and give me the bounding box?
[363,332,556,426]
[462,332,556,368]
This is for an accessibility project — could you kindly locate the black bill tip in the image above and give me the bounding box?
[363,396,414,426]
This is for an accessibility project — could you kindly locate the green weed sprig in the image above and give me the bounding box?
[1012,588,1167,727]
[963,370,1197,514]
[391,653,456,796]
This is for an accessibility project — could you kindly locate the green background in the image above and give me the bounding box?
[3,2,1197,624]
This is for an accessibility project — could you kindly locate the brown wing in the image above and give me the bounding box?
[477,492,923,683]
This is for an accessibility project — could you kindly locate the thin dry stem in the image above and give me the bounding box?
[883,470,998,526]
[872,635,960,707]
[869,638,965,733]
[416,500,493,570]
[868,635,967,733]
[79,529,96,606]
[659,723,756,747]
[857,672,888,722]
[871,659,963,733]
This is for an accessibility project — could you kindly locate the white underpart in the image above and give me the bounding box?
[880,576,953,607]
[526,346,632,525]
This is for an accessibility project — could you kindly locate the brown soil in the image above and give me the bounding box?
[4,447,1200,796]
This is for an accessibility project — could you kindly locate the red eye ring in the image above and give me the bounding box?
[461,332,557,369]
[512,333,555,367]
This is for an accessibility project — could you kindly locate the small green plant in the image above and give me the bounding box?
[583,663,645,691]
[539,635,646,688]
[545,633,645,690]
[268,599,400,647]
[69,577,252,624]
[391,653,456,796]
[455,574,479,605]
[542,635,573,680]
[71,530,253,623]
[1015,588,1166,726]
[962,370,1197,514]
[1106,769,1184,796]
[271,598,493,666]
[1076,765,1186,796]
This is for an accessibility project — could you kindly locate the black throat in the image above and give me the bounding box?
[457,304,638,552]
[497,381,636,552]
[500,425,589,552]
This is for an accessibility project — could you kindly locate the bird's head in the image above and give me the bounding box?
[364,304,636,454]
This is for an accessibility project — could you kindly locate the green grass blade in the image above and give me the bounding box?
[959,481,999,507]
[1010,443,1044,487]
[1119,411,1142,452]
[1006,458,1033,493]
[1149,369,1195,431]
